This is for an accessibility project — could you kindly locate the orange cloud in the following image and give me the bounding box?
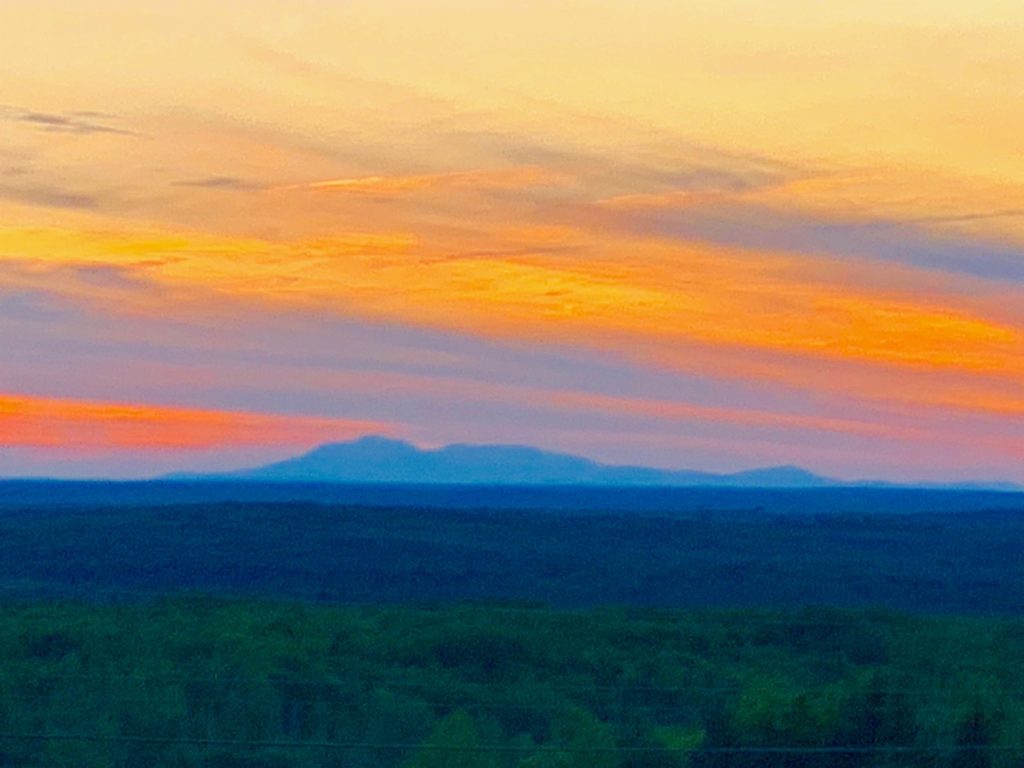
[596,189,727,211]
[0,393,390,452]
[3,224,1022,382]
[286,166,570,197]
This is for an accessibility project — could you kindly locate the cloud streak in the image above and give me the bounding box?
[172,176,264,191]
[284,166,570,197]
[0,392,393,452]
[1,105,136,137]
[0,183,97,210]
[2,224,1021,387]
[606,199,1024,284]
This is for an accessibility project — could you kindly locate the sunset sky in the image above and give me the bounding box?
[2,0,1023,481]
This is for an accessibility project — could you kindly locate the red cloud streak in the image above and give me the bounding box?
[0,393,390,453]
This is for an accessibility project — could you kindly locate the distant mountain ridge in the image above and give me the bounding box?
[174,436,836,487]
[167,436,1022,490]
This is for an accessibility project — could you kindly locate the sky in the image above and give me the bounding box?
[1,0,1023,481]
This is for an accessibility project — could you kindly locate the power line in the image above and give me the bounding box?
[0,690,1010,708]
[0,586,1004,626]
[0,732,1020,754]
[1,673,1016,697]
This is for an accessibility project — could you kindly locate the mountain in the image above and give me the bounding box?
[170,437,1022,490]
[182,436,835,487]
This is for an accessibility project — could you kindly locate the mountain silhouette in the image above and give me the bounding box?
[187,436,835,487]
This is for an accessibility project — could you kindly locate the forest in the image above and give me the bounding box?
[1,598,1022,767]
[3,486,1023,765]
[1,489,1024,613]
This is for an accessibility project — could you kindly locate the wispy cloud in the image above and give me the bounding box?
[461,130,798,199]
[1,165,31,178]
[597,197,1024,284]
[0,182,98,210]
[0,105,136,136]
[283,166,570,197]
[171,176,264,191]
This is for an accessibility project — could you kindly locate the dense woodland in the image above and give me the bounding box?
[2,493,1024,613]
[1,599,1023,767]
[3,488,1023,765]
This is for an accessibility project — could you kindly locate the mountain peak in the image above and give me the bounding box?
[309,436,417,455]
[217,436,836,487]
